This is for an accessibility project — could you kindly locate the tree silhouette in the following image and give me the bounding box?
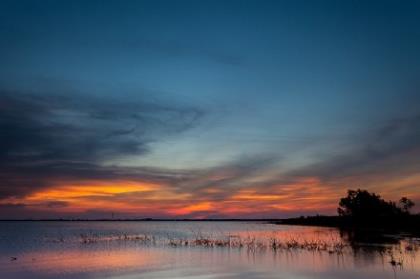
[399,197,415,214]
[337,189,411,218]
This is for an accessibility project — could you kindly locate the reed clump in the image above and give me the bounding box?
[162,234,349,255]
[76,232,348,254]
[79,233,154,244]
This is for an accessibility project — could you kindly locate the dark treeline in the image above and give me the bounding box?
[337,189,415,217]
[281,189,420,234]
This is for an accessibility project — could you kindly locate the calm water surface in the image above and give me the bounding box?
[0,221,419,279]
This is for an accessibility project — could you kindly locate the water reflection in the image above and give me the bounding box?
[0,221,419,279]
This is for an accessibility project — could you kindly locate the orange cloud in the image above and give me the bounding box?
[2,170,419,219]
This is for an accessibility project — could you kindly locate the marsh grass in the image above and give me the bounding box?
[75,232,350,254]
[79,233,155,244]
[68,230,420,269]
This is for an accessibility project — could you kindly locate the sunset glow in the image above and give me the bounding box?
[2,172,418,218]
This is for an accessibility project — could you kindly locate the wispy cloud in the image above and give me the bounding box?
[0,89,203,199]
[2,84,420,219]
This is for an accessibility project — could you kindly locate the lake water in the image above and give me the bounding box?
[0,221,419,279]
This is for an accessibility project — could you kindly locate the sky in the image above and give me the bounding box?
[1,0,420,219]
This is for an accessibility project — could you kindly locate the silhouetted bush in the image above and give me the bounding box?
[399,197,415,214]
[337,189,414,218]
[280,189,419,234]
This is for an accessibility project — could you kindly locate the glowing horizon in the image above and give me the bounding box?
[2,172,419,219]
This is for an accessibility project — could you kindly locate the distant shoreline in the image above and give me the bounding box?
[276,215,420,235]
[0,218,282,222]
[2,215,419,235]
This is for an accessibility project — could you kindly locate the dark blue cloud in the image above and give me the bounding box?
[288,113,420,181]
[0,88,203,198]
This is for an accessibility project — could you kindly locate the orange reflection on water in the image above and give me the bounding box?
[4,248,164,275]
[1,222,420,279]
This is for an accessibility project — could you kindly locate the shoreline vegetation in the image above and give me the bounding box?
[279,189,420,236]
[277,215,420,233]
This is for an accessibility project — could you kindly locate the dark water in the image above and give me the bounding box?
[0,221,419,279]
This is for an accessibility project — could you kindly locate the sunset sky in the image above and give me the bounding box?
[1,0,420,219]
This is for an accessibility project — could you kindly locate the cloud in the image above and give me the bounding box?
[279,113,420,208]
[2,86,420,219]
[46,201,69,208]
[0,89,203,199]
